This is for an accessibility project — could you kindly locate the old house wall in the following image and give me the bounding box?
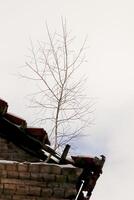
[0,161,82,200]
[0,137,82,200]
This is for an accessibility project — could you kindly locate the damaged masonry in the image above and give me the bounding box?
[0,98,105,200]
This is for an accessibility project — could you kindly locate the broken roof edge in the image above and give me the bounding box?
[0,98,50,145]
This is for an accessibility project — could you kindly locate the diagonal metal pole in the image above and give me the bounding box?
[75,180,85,200]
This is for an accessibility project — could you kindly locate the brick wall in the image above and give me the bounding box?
[0,161,82,200]
[0,137,40,162]
[0,137,82,200]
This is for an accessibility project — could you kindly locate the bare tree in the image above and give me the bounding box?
[22,19,93,150]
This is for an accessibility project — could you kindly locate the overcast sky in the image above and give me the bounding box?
[0,0,134,199]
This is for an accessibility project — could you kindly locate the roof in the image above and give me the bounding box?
[0,98,50,160]
[0,98,50,145]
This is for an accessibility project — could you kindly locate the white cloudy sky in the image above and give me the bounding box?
[0,0,134,199]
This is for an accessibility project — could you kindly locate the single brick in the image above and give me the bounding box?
[41,173,55,182]
[41,188,53,197]
[0,145,8,151]
[30,172,42,180]
[4,183,17,190]
[0,170,8,178]
[49,164,61,175]
[23,179,46,187]
[28,186,41,196]
[19,171,30,179]
[16,184,29,195]
[0,163,5,170]
[59,182,75,189]
[56,174,67,183]
[61,166,77,176]
[6,163,17,171]
[64,188,77,198]
[7,171,19,178]
[1,178,24,185]
[47,182,60,188]
[29,164,40,172]
[67,174,78,183]
[1,178,9,184]
[0,194,12,200]
[53,188,65,198]
[18,163,29,172]
[40,164,50,173]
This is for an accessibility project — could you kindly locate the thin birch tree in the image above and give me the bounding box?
[22,19,93,150]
